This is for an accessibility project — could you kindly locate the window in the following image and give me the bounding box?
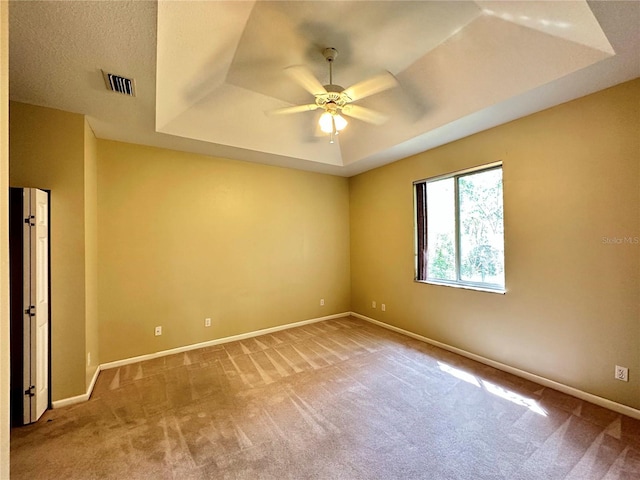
[415,163,505,292]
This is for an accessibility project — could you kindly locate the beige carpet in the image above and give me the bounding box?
[10,316,640,479]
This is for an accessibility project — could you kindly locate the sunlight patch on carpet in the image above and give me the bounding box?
[438,361,547,416]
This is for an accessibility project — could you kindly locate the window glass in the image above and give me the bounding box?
[458,168,504,286]
[426,178,456,281]
[415,164,504,292]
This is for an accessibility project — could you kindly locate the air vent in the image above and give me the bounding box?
[102,70,135,96]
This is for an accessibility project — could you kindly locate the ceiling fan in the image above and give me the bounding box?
[269,47,398,143]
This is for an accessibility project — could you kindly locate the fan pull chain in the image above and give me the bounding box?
[330,116,340,144]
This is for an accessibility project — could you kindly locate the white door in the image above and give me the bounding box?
[22,188,49,423]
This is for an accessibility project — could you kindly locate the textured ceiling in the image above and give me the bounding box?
[8,1,640,176]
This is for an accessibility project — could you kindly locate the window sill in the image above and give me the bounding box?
[415,279,506,295]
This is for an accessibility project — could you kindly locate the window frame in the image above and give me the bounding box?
[414,162,505,294]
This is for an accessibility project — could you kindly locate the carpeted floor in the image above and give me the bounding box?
[10,316,640,479]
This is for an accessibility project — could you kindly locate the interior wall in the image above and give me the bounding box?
[84,120,99,388]
[349,78,640,410]
[97,140,351,363]
[1,0,11,475]
[9,102,88,401]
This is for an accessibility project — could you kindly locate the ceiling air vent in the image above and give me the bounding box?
[102,70,135,96]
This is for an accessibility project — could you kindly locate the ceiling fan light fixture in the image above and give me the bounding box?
[334,114,348,131]
[319,111,347,134]
[319,111,333,133]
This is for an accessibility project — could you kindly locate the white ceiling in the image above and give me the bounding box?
[8,1,640,177]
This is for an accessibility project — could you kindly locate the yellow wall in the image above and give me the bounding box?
[1,0,11,475]
[97,141,351,362]
[7,79,640,415]
[9,102,88,401]
[350,78,640,409]
[84,120,99,387]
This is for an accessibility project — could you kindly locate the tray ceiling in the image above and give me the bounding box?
[8,1,640,176]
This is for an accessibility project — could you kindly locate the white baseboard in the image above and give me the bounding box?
[52,364,101,408]
[351,312,640,420]
[100,312,350,371]
[52,312,351,407]
[54,310,639,420]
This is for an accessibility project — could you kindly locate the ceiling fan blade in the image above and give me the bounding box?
[267,104,320,116]
[341,104,389,125]
[342,71,398,102]
[285,66,327,96]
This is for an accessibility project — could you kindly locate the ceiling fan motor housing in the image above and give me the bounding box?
[324,84,344,93]
[315,89,350,111]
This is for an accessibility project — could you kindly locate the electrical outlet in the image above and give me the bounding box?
[87,352,91,366]
[615,365,629,382]
[155,326,162,336]
[381,304,386,312]
[372,301,376,309]
[205,318,211,327]
[320,299,325,306]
